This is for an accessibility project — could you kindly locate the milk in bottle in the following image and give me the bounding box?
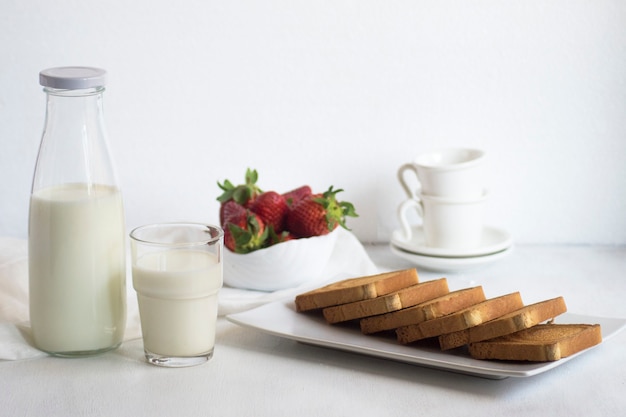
[28,67,126,356]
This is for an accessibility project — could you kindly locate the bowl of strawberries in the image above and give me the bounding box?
[218,169,357,292]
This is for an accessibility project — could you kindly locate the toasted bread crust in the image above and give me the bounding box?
[439,296,567,350]
[469,297,567,343]
[468,324,602,361]
[323,279,449,324]
[294,268,419,312]
[357,279,450,333]
[361,285,485,335]
[396,292,523,344]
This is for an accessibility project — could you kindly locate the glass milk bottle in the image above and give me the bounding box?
[28,67,126,356]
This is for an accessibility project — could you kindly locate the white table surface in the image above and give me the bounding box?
[2,244,625,417]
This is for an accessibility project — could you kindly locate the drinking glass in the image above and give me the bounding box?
[130,222,223,367]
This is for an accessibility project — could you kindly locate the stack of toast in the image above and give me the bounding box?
[295,268,602,362]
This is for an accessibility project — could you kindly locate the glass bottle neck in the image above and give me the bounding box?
[44,85,105,97]
[32,86,118,193]
[44,86,106,125]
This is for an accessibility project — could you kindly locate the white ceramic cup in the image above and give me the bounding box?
[397,190,488,250]
[398,148,485,200]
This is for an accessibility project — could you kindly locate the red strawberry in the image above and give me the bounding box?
[223,210,268,253]
[217,168,263,210]
[249,191,289,233]
[282,185,312,207]
[286,186,358,238]
[219,199,246,226]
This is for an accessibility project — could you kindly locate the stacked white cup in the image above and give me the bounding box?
[397,148,488,250]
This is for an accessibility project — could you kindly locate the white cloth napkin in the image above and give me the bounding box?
[0,229,378,361]
[0,238,42,359]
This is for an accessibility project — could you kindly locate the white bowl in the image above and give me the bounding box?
[223,229,339,292]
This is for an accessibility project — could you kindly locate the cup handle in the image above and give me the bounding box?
[397,163,420,199]
[397,198,424,241]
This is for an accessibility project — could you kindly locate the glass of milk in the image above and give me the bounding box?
[130,223,223,367]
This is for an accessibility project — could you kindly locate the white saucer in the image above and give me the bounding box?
[391,225,513,258]
[390,243,513,272]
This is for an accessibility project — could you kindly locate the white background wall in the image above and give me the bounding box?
[1,0,625,245]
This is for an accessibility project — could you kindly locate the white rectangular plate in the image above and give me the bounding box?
[227,299,626,379]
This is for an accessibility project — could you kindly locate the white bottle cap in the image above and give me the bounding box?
[39,66,107,89]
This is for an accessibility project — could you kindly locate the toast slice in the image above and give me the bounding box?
[439,296,567,350]
[396,292,523,344]
[357,278,450,333]
[360,285,485,334]
[295,268,419,312]
[323,278,449,324]
[468,323,602,361]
